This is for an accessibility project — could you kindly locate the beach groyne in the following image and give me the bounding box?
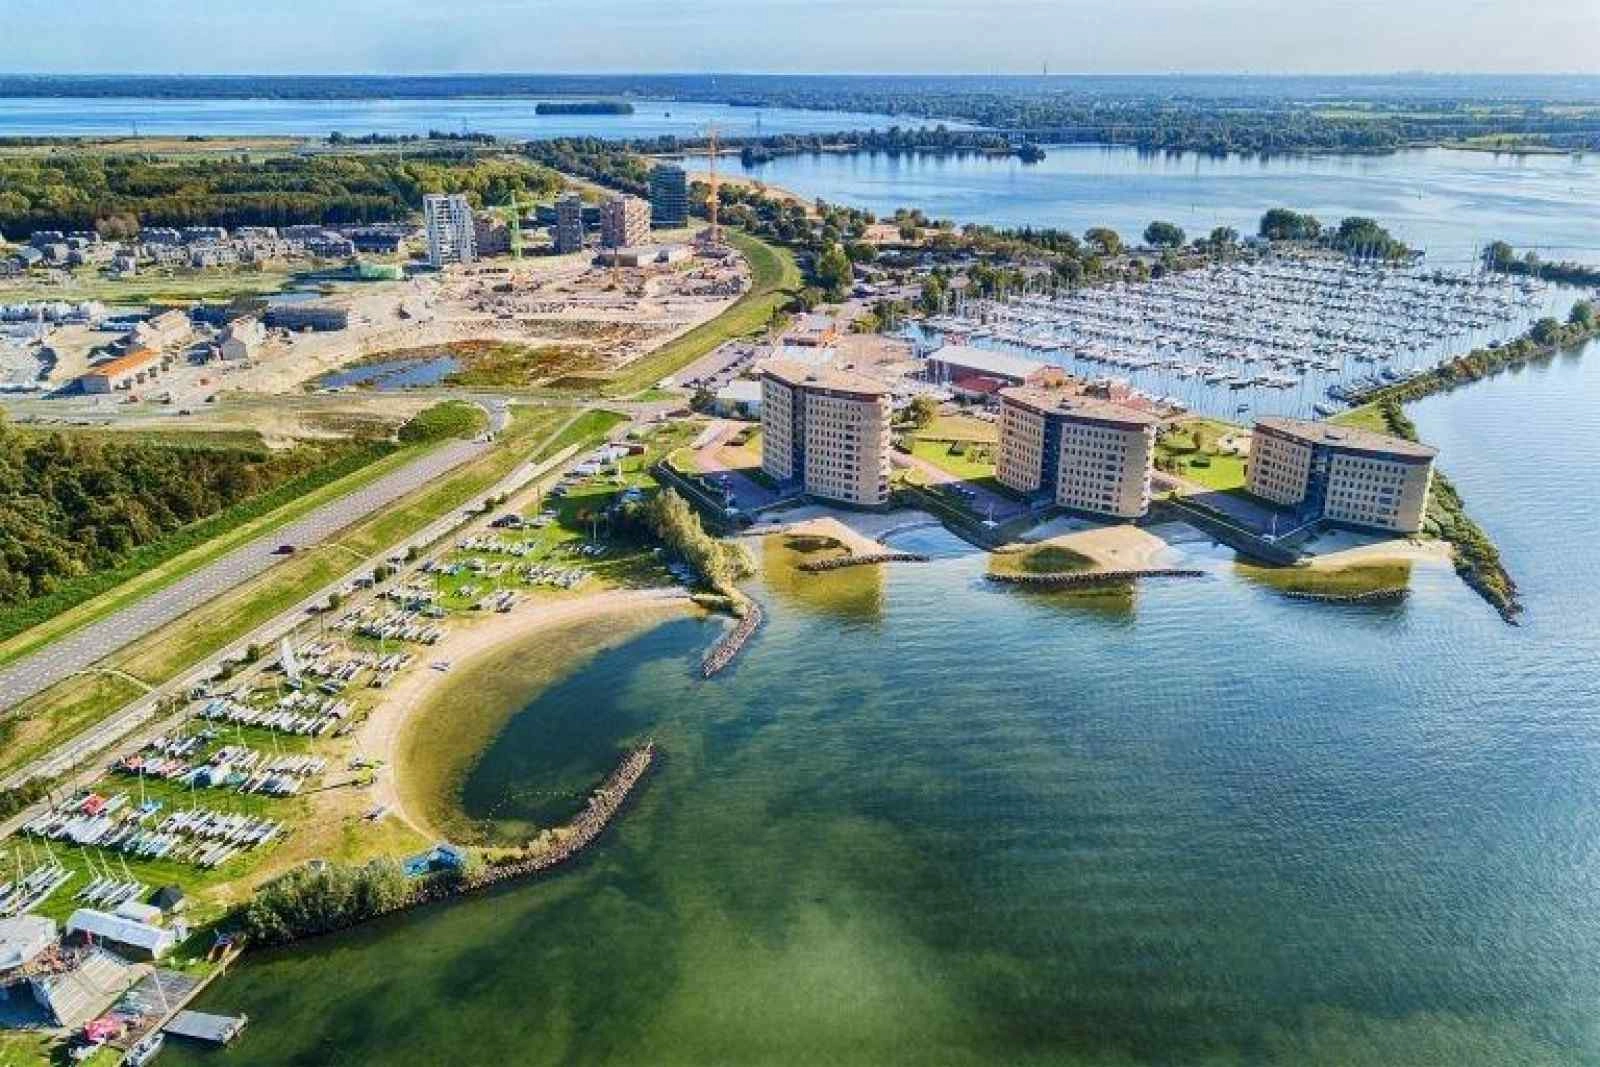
[798,552,929,572]
[702,600,763,677]
[1279,587,1408,604]
[245,744,657,948]
[986,568,1205,588]
[428,742,655,895]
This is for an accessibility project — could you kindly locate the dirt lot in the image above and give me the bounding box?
[201,243,747,394]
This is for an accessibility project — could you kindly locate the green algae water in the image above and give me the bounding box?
[169,342,1600,1066]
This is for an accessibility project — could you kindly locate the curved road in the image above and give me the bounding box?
[0,437,488,711]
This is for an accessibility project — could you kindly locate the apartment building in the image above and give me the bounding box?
[649,164,689,227]
[1247,417,1436,534]
[761,360,891,507]
[600,195,653,250]
[553,194,586,254]
[997,387,1158,519]
[423,193,477,268]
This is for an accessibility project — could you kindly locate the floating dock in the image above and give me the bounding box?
[165,1009,248,1045]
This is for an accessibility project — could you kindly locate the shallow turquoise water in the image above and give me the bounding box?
[169,341,1600,1066]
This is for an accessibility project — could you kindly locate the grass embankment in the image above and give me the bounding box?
[1340,401,1519,620]
[598,231,800,397]
[0,406,580,781]
[1237,560,1413,597]
[531,408,629,463]
[0,439,406,659]
[989,543,1097,577]
[0,673,147,776]
[1154,418,1249,491]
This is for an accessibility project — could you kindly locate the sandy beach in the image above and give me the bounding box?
[359,586,694,842]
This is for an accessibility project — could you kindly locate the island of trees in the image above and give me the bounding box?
[535,100,634,116]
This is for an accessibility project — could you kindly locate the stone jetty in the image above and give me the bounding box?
[797,552,929,573]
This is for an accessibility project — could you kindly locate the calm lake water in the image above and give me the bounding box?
[169,340,1600,1066]
[0,97,926,141]
[739,146,1600,268]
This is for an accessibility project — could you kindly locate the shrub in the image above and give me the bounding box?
[398,401,487,444]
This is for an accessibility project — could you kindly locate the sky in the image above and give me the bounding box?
[11,0,1600,75]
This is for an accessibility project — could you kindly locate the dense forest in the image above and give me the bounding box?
[0,417,365,608]
[0,152,562,237]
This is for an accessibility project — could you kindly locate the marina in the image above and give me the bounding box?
[916,252,1572,421]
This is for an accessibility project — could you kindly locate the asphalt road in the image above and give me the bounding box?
[0,413,607,793]
[0,437,488,712]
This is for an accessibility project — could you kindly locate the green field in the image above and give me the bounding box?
[599,232,800,397]
[430,418,704,608]
[1329,404,1389,433]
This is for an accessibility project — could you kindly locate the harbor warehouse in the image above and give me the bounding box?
[1247,417,1436,534]
[997,386,1158,519]
[761,360,891,507]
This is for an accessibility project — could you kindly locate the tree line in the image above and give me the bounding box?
[0,415,362,609]
[1482,241,1600,288]
[0,151,563,237]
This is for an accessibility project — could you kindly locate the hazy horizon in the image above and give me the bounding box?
[13,0,1600,77]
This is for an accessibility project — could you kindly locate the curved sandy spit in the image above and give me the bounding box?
[359,587,695,843]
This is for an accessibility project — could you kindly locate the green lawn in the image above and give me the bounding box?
[600,232,800,397]
[1156,417,1249,491]
[1330,404,1390,433]
[531,408,629,463]
[919,413,997,442]
[911,437,1000,482]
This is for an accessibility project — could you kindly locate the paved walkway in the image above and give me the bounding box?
[0,437,488,712]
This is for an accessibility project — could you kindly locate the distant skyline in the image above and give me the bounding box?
[12,0,1600,76]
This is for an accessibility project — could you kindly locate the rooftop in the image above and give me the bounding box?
[716,378,763,403]
[1001,385,1161,428]
[1256,416,1438,460]
[84,346,159,379]
[763,359,888,398]
[0,914,55,973]
[928,344,1050,382]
